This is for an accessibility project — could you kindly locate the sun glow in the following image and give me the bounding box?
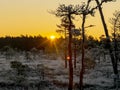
[50,35,55,40]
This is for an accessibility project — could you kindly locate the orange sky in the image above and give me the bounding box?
[0,0,120,38]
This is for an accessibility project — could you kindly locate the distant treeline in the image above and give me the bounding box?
[0,35,48,51]
[0,35,100,51]
[0,35,117,52]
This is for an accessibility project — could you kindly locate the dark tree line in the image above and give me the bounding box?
[0,35,118,52]
[0,35,72,54]
[0,35,47,51]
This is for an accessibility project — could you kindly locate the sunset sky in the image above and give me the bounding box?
[0,0,120,38]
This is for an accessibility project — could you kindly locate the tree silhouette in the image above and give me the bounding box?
[77,0,98,89]
[95,0,119,89]
[51,4,83,90]
[110,10,120,41]
[110,10,120,89]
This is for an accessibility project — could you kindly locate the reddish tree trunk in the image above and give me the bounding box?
[65,29,67,68]
[68,14,73,90]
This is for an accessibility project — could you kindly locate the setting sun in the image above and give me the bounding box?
[50,35,55,40]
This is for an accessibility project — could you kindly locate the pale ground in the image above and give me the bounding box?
[0,50,120,90]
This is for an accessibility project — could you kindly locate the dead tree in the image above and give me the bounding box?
[110,10,120,89]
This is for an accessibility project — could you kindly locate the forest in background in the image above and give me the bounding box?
[0,34,118,52]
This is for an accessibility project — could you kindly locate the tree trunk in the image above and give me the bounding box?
[65,28,67,68]
[68,15,73,90]
[95,0,119,88]
[79,15,86,90]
